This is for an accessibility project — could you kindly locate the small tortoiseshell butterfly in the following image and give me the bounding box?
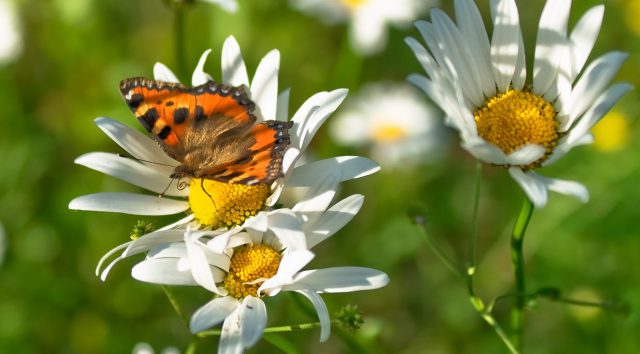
[119,78,292,185]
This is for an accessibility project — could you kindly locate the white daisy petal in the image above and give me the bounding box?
[259,250,315,296]
[132,258,201,285]
[296,89,349,153]
[536,174,589,203]
[306,194,364,249]
[96,241,131,278]
[94,117,178,175]
[462,138,508,165]
[186,236,226,294]
[287,156,380,187]
[239,296,267,348]
[68,193,189,215]
[219,309,244,354]
[250,50,280,121]
[291,171,339,215]
[568,5,604,81]
[295,289,331,342]
[533,0,570,96]
[512,29,527,90]
[192,49,213,86]
[153,62,180,83]
[267,210,306,251]
[122,229,185,258]
[562,52,629,131]
[508,168,548,208]
[190,297,240,334]
[505,144,546,166]
[542,133,594,167]
[455,0,495,97]
[490,0,521,92]
[287,267,390,293]
[74,152,187,197]
[350,7,386,55]
[566,83,632,146]
[431,9,484,106]
[221,36,249,87]
[276,88,291,121]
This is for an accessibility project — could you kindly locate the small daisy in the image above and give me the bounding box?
[406,0,632,207]
[126,175,388,354]
[330,82,447,168]
[69,35,379,230]
[289,0,436,55]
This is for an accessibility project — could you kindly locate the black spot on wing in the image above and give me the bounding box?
[166,101,174,107]
[138,108,159,132]
[157,126,172,140]
[127,93,144,111]
[173,107,189,124]
[195,105,206,124]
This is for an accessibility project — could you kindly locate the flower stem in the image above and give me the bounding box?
[162,285,189,327]
[465,161,519,354]
[415,216,462,278]
[510,197,534,352]
[196,320,337,337]
[174,1,187,79]
[185,340,197,354]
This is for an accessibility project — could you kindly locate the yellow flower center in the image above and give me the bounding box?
[592,111,630,152]
[224,244,282,299]
[188,179,270,229]
[372,124,407,143]
[474,90,558,168]
[341,0,365,10]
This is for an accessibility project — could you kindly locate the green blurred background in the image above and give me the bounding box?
[1,0,639,353]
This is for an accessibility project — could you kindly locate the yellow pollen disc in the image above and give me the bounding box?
[224,244,282,299]
[188,179,270,229]
[372,124,407,143]
[341,0,365,10]
[474,90,558,168]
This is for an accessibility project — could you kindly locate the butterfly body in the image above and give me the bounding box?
[120,78,292,185]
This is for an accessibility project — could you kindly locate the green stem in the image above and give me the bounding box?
[510,197,534,352]
[185,340,197,354]
[162,285,189,327]
[467,160,482,285]
[197,320,336,338]
[174,1,187,79]
[415,217,462,277]
[465,162,519,354]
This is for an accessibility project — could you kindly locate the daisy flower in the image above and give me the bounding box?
[289,0,436,55]
[330,82,448,168]
[406,0,632,207]
[123,174,389,354]
[69,35,379,230]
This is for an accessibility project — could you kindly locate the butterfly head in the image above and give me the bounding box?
[170,165,194,179]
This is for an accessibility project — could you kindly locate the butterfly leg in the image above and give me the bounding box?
[200,178,218,209]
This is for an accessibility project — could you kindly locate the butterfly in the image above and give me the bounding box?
[119,77,292,185]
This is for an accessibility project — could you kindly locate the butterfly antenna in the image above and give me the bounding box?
[117,153,175,167]
[200,178,218,209]
[158,177,176,198]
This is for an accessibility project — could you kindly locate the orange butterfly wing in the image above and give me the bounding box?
[119,77,291,185]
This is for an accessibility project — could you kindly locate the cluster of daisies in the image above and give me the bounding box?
[70,36,389,354]
[71,0,629,352]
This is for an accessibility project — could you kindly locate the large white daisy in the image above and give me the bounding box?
[330,81,448,168]
[290,0,436,55]
[100,173,388,354]
[69,35,379,229]
[406,0,632,207]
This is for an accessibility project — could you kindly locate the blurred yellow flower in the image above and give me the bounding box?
[592,111,631,152]
[624,0,640,36]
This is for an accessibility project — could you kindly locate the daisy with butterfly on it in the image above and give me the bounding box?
[69,35,379,233]
[116,172,388,354]
[406,0,631,208]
